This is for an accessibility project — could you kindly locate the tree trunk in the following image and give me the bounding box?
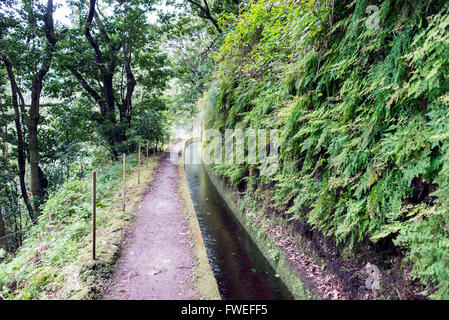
[0,210,8,252]
[1,0,59,217]
[123,60,136,127]
[1,54,35,221]
[117,59,136,150]
[28,75,47,215]
[103,72,116,122]
[16,109,35,221]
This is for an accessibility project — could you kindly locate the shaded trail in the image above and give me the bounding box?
[103,142,197,300]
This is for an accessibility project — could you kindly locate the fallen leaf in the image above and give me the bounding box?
[119,289,129,292]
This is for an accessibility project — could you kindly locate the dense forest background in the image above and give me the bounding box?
[1,0,448,299]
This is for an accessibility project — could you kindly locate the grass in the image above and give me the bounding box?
[0,152,162,300]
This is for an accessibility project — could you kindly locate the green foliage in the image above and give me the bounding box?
[0,152,145,299]
[202,0,449,298]
[161,10,221,128]
[53,0,170,155]
[0,0,171,251]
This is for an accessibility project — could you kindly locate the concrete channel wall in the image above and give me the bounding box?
[185,139,319,300]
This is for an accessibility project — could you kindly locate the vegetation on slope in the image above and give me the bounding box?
[0,151,159,299]
[201,0,449,299]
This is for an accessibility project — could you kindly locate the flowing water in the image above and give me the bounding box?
[184,142,293,300]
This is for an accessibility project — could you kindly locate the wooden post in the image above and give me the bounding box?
[92,171,96,260]
[138,145,141,184]
[122,153,126,212]
[146,141,149,168]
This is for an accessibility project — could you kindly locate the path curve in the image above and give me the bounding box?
[103,142,197,300]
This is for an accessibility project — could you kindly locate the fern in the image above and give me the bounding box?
[201,0,449,299]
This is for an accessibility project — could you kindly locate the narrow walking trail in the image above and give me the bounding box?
[103,142,198,300]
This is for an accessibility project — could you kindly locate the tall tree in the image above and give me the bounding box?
[0,0,65,216]
[59,0,166,156]
[0,210,7,252]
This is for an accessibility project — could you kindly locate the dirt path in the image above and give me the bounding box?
[103,142,197,300]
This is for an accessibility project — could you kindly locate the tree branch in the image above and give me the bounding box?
[85,0,106,72]
[186,0,222,33]
[70,68,103,103]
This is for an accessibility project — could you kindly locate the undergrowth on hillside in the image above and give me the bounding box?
[202,0,449,299]
[0,150,159,299]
